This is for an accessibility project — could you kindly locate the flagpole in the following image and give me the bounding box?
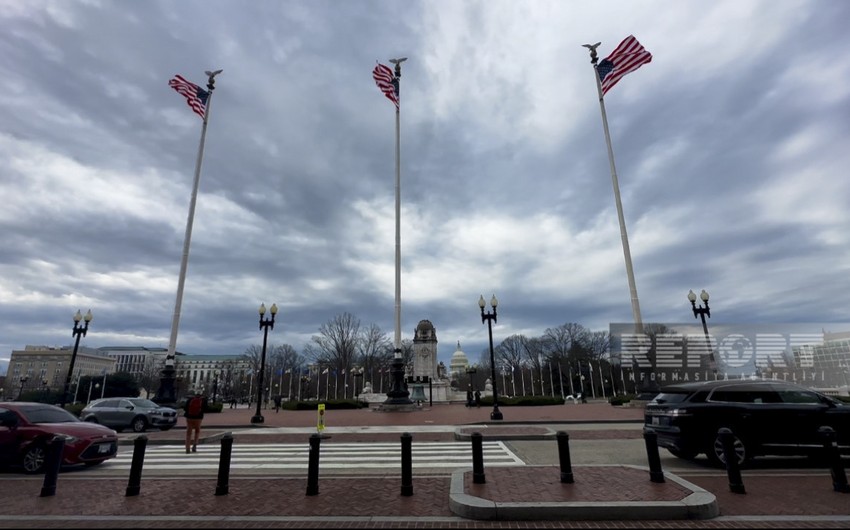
[584,45,643,333]
[158,69,222,403]
[390,58,407,357]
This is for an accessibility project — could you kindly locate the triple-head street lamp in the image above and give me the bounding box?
[59,309,92,409]
[251,303,277,424]
[479,294,503,420]
[688,289,717,374]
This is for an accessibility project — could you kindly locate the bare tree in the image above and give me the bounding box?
[307,312,361,374]
[356,323,393,384]
[543,322,590,363]
[136,356,164,399]
[495,334,527,373]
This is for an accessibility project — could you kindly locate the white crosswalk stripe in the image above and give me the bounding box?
[105,441,525,470]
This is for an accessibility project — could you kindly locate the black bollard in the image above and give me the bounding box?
[125,435,148,497]
[718,428,746,494]
[215,433,234,496]
[556,431,574,484]
[40,436,65,497]
[642,427,665,483]
[818,426,850,493]
[401,432,413,496]
[306,433,321,496]
[471,432,485,484]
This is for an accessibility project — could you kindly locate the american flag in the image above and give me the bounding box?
[168,74,209,118]
[596,35,652,96]
[372,63,398,108]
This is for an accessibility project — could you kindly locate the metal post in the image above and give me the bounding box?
[306,433,321,496]
[818,426,850,493]
[39,436,65,497]
[401,432,413,496]
[642,427,665,483]
[718,428,746,494]
[471,432,485,484]
[556,431,574,483]
[125,435,148,496]
[215,433,234,496]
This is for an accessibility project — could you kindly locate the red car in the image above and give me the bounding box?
[0,402,119,474]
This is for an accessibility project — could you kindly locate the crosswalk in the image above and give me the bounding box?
[105,441,525,471]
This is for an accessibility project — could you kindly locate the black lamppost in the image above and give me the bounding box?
[212,371,220,403]
[17,375,29,400]
[351,366,364,399]
[688,289,717,375]
[479,294,503,420]
[41,378,49,401]
[251,303,277,424]
[59,309,92,409]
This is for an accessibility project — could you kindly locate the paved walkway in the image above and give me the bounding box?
[1,403,848,528]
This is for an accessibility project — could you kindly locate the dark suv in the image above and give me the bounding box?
[644,379,850,466]
[80,398,178,433]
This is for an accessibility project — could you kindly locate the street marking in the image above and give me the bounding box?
[105,441,525,470]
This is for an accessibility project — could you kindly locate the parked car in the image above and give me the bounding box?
[0,402,118,474]
[80,398,178,433]
[645,379,850,467]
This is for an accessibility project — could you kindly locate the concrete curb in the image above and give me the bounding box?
[448,465,719,521]
[453,426,558,441]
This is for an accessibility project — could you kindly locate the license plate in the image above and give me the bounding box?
[98,443,111,454]
[651,416,659,425]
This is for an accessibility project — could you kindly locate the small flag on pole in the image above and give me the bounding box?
[372,63,398,108]
[322,368,329,375]
[168,74,209,118]
[596,35,652,95]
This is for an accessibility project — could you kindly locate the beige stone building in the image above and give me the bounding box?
[3,345,115,401]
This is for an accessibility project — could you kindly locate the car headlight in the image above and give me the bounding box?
[670,408,690,417]
[55,434,79,443]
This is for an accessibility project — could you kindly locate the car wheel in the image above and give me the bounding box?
[131,416,148,433]
[708,429,749,467]
[22,444,47,474]
[667,447,699,460]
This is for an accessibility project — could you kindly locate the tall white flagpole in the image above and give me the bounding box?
[161,70,223,401]
[584,44,643,333]
[390,58,407,357]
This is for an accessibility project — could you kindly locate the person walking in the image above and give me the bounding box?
[466,386,474,408]
[183,392,207,454]
[474,389,481,408]
[273,394,282,413]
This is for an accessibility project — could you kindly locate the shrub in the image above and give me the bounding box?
[609,393,636,406]
[480,395,564,407]
[282,399,369,411]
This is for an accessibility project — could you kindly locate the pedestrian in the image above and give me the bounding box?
[229,396,237,409]
[466,386,474,408]
[474,389,481,408]
[183,392,207,454]
[273,394,282,413]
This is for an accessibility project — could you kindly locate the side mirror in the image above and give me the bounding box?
[125,405,134,410]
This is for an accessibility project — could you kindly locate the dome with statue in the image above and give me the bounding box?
[449,341,470,378]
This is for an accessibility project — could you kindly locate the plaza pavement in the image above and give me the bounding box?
[0,401,848,528]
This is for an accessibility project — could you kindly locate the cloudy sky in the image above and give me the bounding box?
[2,0,849,374]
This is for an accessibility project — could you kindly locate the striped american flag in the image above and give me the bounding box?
[596,35,652,96]
[372,63,398,108]
[168,74,209,118]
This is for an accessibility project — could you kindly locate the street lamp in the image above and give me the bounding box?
[59,309,92,409]
[688,289,717,375]
[17,375,29,400]
[251,303,277,424]
[351,366,364,399]
[479,294,503,420]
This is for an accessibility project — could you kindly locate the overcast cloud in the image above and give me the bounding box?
[2,0,849,374]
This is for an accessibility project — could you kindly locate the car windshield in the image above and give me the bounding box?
[19,406,80,424]
[129,399,159,408]
[651,392,690,404]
